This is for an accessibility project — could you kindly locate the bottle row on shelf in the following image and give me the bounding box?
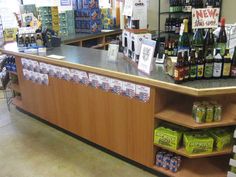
[154,122,234,154]
[169,0,221,13]
[5,56,17,73]
[173,47,236,83]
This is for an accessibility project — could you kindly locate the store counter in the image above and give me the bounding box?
[1,43,235,177]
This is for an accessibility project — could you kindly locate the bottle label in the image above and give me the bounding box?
[223,63,231,76]
[204,63,213,78]
[213,63,222,77]
[217,43,226,56]
[231,66,236,77]
[197,64,204,78]
[169,7,174,12]
[184,66,189,79]
[174,68,184,81]
[190,65,197,78]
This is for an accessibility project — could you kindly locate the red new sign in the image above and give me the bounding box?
[192,8,220,29]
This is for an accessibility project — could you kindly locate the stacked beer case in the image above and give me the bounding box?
[38,6,60,34]
[73,0,101,33]
[228,129,236,177]
[59,10,75,36]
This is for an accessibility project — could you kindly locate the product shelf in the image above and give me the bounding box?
[155,102,236,129]
[154,143,232,159]
[12,96,24,109]
[153,155,229,177]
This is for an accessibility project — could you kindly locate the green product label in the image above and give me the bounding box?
[169,7,174,12]
[217,43,226,56]
[204,63,213,78]
[190,65,197,78]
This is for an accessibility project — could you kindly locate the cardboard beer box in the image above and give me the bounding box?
[109,78,123,95]
[183,131,214,154]
[208,128,233,151]
[154,126,182,150]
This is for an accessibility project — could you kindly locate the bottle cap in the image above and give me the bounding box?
[221,18,225,26]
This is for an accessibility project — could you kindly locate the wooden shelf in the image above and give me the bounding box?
[9,82,20,93]
[152,155,229,177]
[155,103,236,129]
[154,143,233,159]
[12,96,24,109]
[7,70,17,75]
[90,44,105,49]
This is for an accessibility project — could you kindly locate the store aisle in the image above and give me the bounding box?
[0,97,158,177]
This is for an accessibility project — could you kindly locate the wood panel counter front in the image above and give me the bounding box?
[1,43,236,177]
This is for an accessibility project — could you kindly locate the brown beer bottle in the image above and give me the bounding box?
[174,52,184,84]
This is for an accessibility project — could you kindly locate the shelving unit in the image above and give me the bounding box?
[154,143,232,158]
[12,96,23,109]
[227,129,236,177]
[154,88,234,176]
[8,82,20,93]
[155,102,236,129]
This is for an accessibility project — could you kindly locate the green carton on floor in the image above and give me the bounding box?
[184,131,214,154]
[208,128,233,151]
[154,126,182,150]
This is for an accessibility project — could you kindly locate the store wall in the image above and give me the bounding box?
[221,0,236,24]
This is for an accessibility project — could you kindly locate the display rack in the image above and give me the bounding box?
[0,15,4,46]
[153,89,235,177]
[157,0,223,39]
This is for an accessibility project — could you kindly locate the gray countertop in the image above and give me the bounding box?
[1,42,236,96]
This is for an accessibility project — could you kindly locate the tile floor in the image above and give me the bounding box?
[0,92,161,177]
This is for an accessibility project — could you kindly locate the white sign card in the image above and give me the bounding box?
[123,0,133,16]
[88,73,100,88]
[109,78,123,95]
[135,85,150,102]
[192,8,220,29]
[107,44,119,61]
[138,39,156,74]
[122,81,135,98]
[99,75,110,92]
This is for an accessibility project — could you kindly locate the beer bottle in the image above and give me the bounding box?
[174,52,184,84]
[231,47,236,77]
[204,49,214,79]
[189,49,197,80]
[25,34,30,47]
[197,49,204,79]
[216,18,227,56]
[178,19,190,52]
[213,48,223,78]
[222,48,232,78]
[192,29,204,52]
[204,28,214,55]
[165,41,169,55]
[183,51,190,80]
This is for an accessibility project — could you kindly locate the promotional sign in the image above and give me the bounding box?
[138,39,156,74]
[192,8,220,29]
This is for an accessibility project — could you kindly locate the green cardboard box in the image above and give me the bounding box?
[208,128,233,151]
[154,126,182,150]
[184,131,214,154]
